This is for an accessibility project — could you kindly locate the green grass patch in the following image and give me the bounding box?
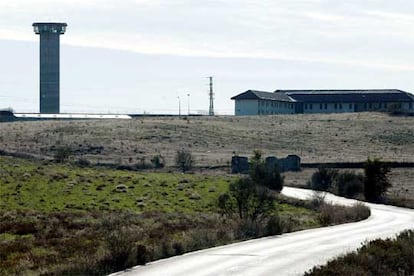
[0,156,368,275]
[0,156,230,213]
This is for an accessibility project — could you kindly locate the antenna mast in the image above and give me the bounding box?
[208,76,214,116]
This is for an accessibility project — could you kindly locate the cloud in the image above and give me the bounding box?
[1,0,414,72]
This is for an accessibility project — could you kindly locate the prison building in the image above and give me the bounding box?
[231,89,414,115]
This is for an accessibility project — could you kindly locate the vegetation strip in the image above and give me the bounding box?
[305,230,414,276]
[0,156,371,275]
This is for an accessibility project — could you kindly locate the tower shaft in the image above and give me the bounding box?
[39,33,60,113]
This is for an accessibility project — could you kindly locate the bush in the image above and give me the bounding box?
[364,158,392,202]
[54,146,72,163]
[249,150,284,192]
[309,169,365,200]
[305,230,414,276]
[74,157,91,167]
[219,177,274,223]
[309,167,337,191]
[334,171,364,198]
[175,149,193,172]
[310,191,326,210]
[265,214,283,235]
[151,154,165,168]
[317,203,370,226]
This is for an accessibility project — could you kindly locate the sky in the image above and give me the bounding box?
[1,0,414,114]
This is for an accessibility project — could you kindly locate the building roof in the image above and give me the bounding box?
[274,89,414,103]
[231,90,295,102]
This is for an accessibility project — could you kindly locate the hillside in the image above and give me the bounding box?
[0,112,413,166]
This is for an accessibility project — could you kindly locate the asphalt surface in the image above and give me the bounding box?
[111,187,414,276]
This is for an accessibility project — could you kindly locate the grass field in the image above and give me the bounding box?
[0,112,411,274]
[0,112,413,166]
[0,156,230,213]
[0,156,325,275]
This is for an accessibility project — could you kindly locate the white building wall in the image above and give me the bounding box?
[235,99,259,115]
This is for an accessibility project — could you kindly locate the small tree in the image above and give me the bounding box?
[219,177,274,223]
[364,158,392,202]
[175,149,193,172]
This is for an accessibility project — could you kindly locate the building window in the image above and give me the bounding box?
[364,103,367,109]
[334,103,337,109]
[385,103,388,108]
[379,103,382,108]
[320,103,323,109]
[339,104,342,109]
[309,104,313,110]
[325,103,328,109]
[409,102,413,109]
[369,103,372,109]
[349,103,352,109]
[304,104,307,109]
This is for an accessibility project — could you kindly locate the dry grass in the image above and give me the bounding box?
[0,113,413,167]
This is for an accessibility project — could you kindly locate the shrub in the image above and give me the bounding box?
[309,167,337,191]
[265,214,283,235]
[217,193,233,217]
[334,171,364,198]
[151,154,165,168]
[54,146,72,163]
[305,230,413,276]
[74,157,91,167]
[175,149,193,172]
[364,158,392,202]
[317,203,370,226]
[310,191,326,210]
[219,177,274,223]
[249,150,284,192]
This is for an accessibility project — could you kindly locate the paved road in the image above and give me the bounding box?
[111,187,414,276]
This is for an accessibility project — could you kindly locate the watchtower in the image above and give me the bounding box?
[33,22,67,113]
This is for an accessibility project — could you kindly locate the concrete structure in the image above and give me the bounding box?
[33,22,67,114]
[231,89,414,115]
[231,156,249,174]
[265,155,301,172]
[231,154,301,174]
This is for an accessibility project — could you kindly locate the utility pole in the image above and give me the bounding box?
[177,96,181,116]
[208,76,214,116]
[187,93,190,115]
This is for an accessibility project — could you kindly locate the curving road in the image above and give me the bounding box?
[111,187,414,276]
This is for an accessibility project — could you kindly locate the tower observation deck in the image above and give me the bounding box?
[33,22,67,114]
